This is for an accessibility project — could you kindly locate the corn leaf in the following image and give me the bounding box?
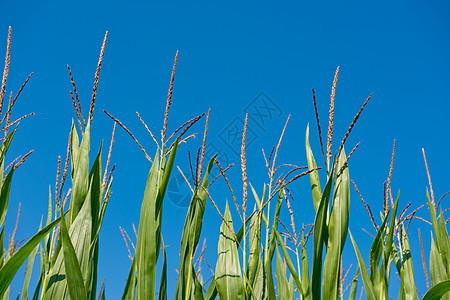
[392,225,418,300]
[276,247,289,300]
[265,187,284,300]
[21,220,41,300]
[44,179,94,299]
[430,234,447,287]
[0,127,17,167]
[121,256,136,300]
[323,149,350,300]
[0,216,61,297]
[175,154,216,299]
[0,167,14,229]
[422,279,450,300]
[135,150,160,300]
[274,228,302,296]
[305,124,322,212]
[247,205,261,287]
[69,120,91,225]
[60,212,87,300]
[253,258,268,300]
[215,201,244,300]
[348,266,359,300]
[348,231,376,300]
[302,234,310,300]
[204,277,217,300]
[192,263,204,300]
[311,170,334,300]
[158,239,167,300]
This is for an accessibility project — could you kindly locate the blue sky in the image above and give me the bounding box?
[1,0,450,298]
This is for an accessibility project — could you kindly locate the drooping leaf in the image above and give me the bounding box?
[0,216,61,297]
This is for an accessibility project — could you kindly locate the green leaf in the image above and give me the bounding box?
[121,256,136,300]
[348,231,376,300]
[323,149,350,300]
[204,277,217,300]
[437,209,450,276]
[301,234,310,300]
[215,201,244,300]
[265,187,284,300]
[87,145,103,300]
[0,216,61,297]
[252,258,268,300]
[175,154,216,300]
[422,279,450,300]
[392,225,418,300]
[0,167,14,228]
[276,248,290,300]
[21,220,41,300]
[247,205,261,287]
[192,263,204,300]
[158,239,167,300]
[59,213,87,300]
[135,150,160,300]
[136,139,179,300]
[430,234,447,287]
[273,228,302,297]
[311,170,334,300]
[0,126,17,168]
[70,120,91,225]
[305,124,322,212]
[348,266,359,300]
[44,179,94,299]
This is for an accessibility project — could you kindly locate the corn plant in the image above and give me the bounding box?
[107,51,217,300]
[0,27,62,299]
[267,67,363,300]
[2,26,450,299]
[28,31,114,300]
[348,146,450,299]
[419,149,450,300]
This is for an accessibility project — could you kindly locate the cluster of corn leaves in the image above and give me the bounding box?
[26,121,112,300]
[116,116,450,300]
[1,57,449,300]
[196,179,285,300]
[272,124,450,300]
[121,139,180,300]
[349,183,450,299]
[1,124,449,300]
[264,125,351,300]
[120,137,223,300]
[421,191,450,300]
[0,127,62,299]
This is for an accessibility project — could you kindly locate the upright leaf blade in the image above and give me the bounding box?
[305,124,322,212]
[322,149,350,300]
[215,201,244,300]
[59,213,87,300]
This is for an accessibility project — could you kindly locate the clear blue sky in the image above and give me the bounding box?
[2,0,450,298]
